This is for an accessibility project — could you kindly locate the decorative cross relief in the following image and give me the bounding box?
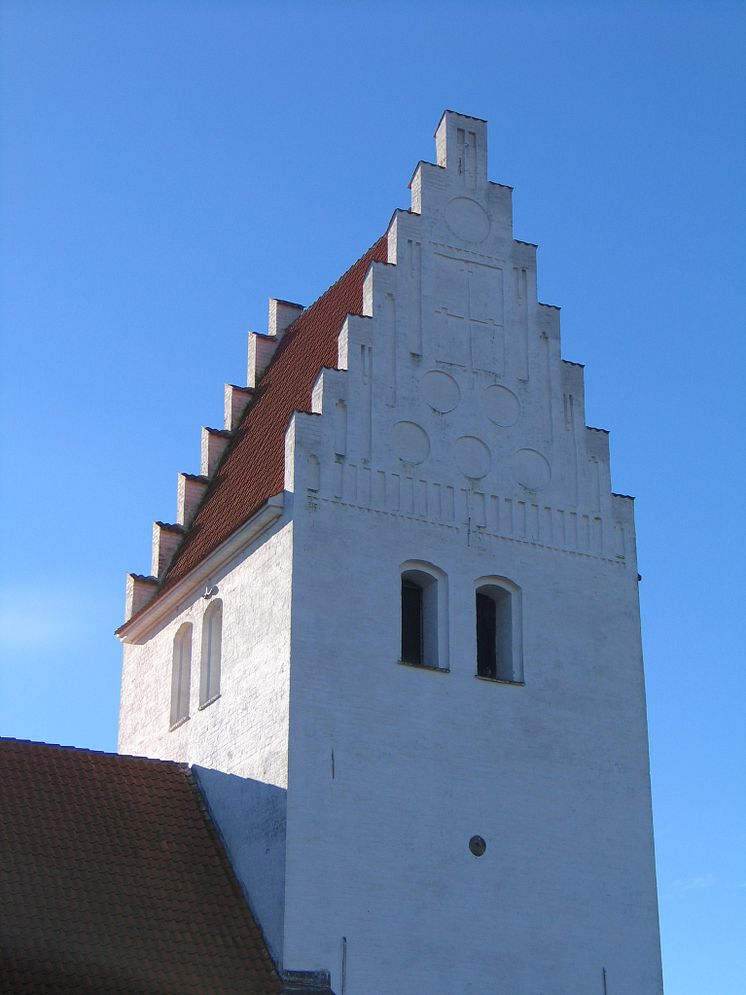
[456,127,478,188]
[433,252,505,374]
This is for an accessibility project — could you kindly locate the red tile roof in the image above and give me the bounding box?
[160,235,389,593]
[0,738,283,995]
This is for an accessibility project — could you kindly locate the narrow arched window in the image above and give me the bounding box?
[200,599,222,707]
[170,623,192,726]
[476,591,498,678]
[401,577,424,665]
[476,582,521,683]
[401,566,443,669]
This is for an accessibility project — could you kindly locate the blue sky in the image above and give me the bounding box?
[1,1,744,990]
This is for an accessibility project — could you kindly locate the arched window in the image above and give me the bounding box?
[200,599,222,707]
[475,579,523,683]
[400,562,448,671]
[170,623,192,727]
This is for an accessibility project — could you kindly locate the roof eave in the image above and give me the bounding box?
[116,492,286,644]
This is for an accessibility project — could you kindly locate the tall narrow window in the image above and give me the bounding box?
[476,592,497,679]
[170,623,192,726]
[400,565,444,669]
[401,579,424,665]
[200,600,222,707]
[476,584,519,682]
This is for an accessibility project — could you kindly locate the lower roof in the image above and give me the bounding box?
[0,738,283,995]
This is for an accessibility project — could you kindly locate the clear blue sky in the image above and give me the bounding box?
[1,2,744,990]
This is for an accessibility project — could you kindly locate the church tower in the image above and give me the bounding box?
[118,111,664,994]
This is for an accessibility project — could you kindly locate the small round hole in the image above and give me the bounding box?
[469,835,486,857]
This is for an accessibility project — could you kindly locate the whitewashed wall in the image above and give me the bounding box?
[194,764,287,963]
[118,518,293,787]
[281,112,663,994]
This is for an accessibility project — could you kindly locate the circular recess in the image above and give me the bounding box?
[469,835,487,857]
[445,197,490,243]
[421,370,460,413]
[511,448,551,490]
[454,436,491,479]
[393,421,430,465]
[482,384,520,427]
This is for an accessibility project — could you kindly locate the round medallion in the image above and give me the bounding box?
[511,448,551,490]
[482,384,520,427]
[393,421,430,465]
[421,370,460,413]
[454,436,491,479]
[469,835,487,857]
[445,197,490,243]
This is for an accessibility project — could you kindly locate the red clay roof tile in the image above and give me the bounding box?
[0,738,283,994]
[157,235,389,595]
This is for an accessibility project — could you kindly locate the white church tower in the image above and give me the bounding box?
[118,111,664,994]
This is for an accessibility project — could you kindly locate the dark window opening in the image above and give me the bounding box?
[401,579,423,665]
[476,584,515,682]
[476,592,497,679]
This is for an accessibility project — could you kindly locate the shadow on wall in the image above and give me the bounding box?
[193,766,287,962]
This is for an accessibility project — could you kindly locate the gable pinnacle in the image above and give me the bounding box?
[435,110,488,187]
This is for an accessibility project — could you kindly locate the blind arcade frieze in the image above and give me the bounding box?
[309,460,626,562]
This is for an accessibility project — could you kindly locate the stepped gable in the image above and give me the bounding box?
[0,738,282,995]
[161,234,389,593]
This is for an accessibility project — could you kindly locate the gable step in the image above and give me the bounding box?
[151,521,185,578]
[177,473,209,527]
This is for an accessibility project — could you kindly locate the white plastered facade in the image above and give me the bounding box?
[118,111,663,994]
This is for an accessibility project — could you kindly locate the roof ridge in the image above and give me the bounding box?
[268,234,388,366]
[0,736,190,769]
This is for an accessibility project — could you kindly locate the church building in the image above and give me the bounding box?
[3,111,664,994]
